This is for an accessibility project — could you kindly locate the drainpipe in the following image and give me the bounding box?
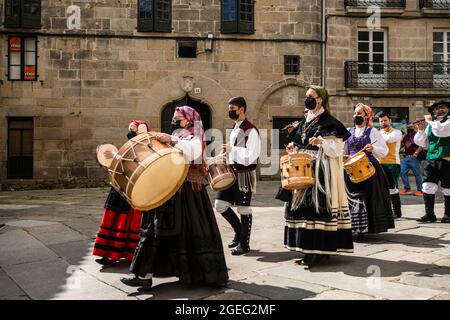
[321,0,326,87]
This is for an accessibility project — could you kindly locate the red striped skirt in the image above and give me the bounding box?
[93,208,142,261]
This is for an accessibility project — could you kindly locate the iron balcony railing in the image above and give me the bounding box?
[345,0,406,7]
[345,61,450,89]
[420,0,450,9]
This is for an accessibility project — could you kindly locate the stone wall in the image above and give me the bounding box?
[0,0,322,185]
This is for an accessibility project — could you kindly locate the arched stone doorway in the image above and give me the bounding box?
[160,95,212,134]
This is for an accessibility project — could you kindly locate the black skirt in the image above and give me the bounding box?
[346,161,395,234]
[130,182,229,285]
[283,163,354,255]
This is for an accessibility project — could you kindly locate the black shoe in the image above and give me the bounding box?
[95,257,117,266]
[357,233,365,240]
[417,214,437,223]
[0,224,5,229]
[231,215,252,256]
[419,193,437,222]
[441,215,450,223]
[390,193,402,219]
[228,236,240,249]
[297,254,315,266]
[120,275,153,288]
[231,244,250,255]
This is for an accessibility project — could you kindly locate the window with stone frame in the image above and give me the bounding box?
[221,0,254,34]
[433,30,450,76]
[8,36,38,81]
[138,0,172,32]
[4,0,41,28]
[284,55,301,75]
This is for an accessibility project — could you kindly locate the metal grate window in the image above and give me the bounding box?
[284,55,300,75]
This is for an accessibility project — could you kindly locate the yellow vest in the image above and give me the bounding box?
[379,127,401,165]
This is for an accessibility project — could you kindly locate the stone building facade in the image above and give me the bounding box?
[0,0,449,189]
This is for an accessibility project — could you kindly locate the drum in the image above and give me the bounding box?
[280,153,315,190]
[207,155,236,191]
[343,152,376,184]
[108,132,189,211]
[96,144,118,168]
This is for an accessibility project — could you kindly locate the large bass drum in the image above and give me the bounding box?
[108,132,189,211]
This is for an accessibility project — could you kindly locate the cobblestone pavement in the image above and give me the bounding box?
[0,182,448,300]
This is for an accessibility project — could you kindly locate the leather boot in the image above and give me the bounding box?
[417,193,437,222]
[220,208,241,248]
[390,193,402,218]
[231,215,252,255]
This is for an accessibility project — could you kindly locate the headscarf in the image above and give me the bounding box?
[307,85,330,113]
[173,106,207,188]
[354,103,373,128]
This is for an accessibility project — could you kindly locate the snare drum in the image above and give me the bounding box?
[343,152,376,184]
[207,155,236,191]
[108,132,189,211]
[280,152,315,190]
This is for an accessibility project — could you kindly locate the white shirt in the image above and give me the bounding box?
[380,127,403,164]
[173,135,203,164]
[414,118,450,148]
[345,126,388,159]
[306,107,325,123]
[229,120,261,166]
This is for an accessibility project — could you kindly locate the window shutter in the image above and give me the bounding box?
[21,0,41,29]
[138,0,154,32]
[221,0,238,34]
[238,0,254,34]
[154,0,172,33]
[4,0,21,28]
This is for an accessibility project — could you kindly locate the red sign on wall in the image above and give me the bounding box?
[9,37,21,52]
[24,66,36,80]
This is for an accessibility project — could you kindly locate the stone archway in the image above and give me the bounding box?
[136,74,232,131]
[160,95,212,134]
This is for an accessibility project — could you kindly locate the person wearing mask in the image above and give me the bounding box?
[414,101,450,223]
[281,85,354,267]
[214,97,261,256]
[120,106,228,291]
[344,104,395,238]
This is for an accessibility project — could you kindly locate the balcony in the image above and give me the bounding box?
[345,61,450,91]
[345,0,406,15]
[420,0,450,14]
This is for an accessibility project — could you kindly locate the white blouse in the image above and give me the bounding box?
[414,118,450,148]
[345,126,389,159]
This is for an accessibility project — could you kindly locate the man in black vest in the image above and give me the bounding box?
[214,97,261,255]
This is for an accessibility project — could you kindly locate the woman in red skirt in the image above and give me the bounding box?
[93,120,149,266]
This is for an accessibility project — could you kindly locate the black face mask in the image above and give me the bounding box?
[305,97,317,110]
[127,131,137,140]
[354,116,365,126]
[171,120,183,131]
[229,110,239,120]
[407,128,414,134]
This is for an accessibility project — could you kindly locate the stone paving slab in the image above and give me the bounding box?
[26,223,90,246]
[0,229,59,267]
[0,268,29,300]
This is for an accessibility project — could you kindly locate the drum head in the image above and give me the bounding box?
[211,174,235,191]
[346,153,365,165]
[130,152,189,211]
[97,144,118,168]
